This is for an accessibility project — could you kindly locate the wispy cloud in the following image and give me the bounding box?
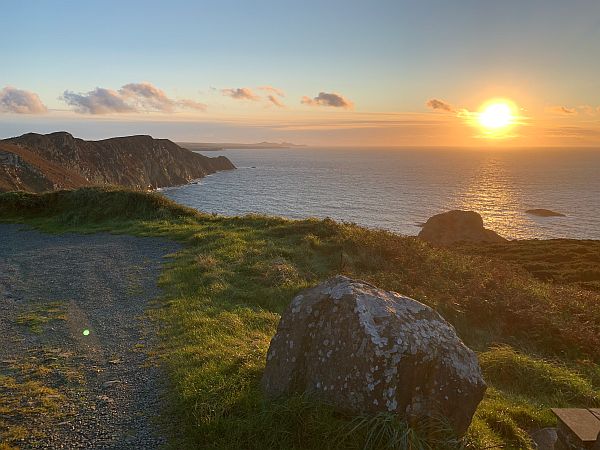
[175,99,208,111]
[542,125,600,138]
[301,92,353,109]
[545,105,577,115]
[0,87,48,114]
[266,95,285,108]
[259,86,286,107]
[62,82,206,114]
[221,87,260,101]
[426,98,454,112]
[258,86,285,97]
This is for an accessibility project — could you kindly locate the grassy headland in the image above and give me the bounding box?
[1,187,599,449]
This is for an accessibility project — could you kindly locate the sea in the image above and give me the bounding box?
[160,147,600,240]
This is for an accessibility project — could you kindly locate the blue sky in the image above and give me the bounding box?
[1,0,600,145]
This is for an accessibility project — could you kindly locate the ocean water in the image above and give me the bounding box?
[161,148,600,240]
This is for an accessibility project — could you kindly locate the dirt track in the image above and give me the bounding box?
[0,224,179,449]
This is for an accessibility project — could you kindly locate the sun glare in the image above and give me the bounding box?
[478,101,514,130]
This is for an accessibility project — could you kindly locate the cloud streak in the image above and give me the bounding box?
[0,87,48,114]
[221,87,260,101]
[545,105,577,115]
[258,86,285,97]
[301,92,353,109]
[62,82,206,114]
[426,98,454,112]
[267,95,285,107]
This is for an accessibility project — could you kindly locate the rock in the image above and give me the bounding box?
[526,208,566,217]
[418,210,506,245]
[262,276,486,436]
[0,132,235,193]
[530,428,558,450]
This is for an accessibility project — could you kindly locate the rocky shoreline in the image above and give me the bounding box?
[0,132,235,193]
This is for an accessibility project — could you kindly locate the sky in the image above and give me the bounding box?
[1,0,600,146]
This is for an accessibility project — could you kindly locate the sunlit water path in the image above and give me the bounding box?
[161,148,600,240]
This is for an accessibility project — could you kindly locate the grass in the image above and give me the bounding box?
[1,187,599,449]
[0,373,65,447]
[15,301,67,333]
[0,346,86,448]
[456,239,600,293]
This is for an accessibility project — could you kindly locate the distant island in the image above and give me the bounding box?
[526,208,566,217]
[177,141,306,151]
[0,132,235,193]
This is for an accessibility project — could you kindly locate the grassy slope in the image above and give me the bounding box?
[456,240,600,293]
[1,187,599,449]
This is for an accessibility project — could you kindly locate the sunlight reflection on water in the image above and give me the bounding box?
[162,148,600,240]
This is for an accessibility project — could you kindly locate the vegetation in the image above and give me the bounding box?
[456,239,600,293]
[1,187,599,449]
[15,302,66,333]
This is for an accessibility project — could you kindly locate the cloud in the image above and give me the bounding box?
[301,92,353,109]
[258,86,285,97]
[426,98,454,112]
[62,88,136,114]
[221,87,260,101]
[545,105,577,115]
[176,99,207,111]
[542,125,600,138]
[62,82,206,114]
[120,82,176,112]
[0,87,48,114]
[266,95,285,108]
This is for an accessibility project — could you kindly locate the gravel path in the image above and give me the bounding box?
[0,224,180,449]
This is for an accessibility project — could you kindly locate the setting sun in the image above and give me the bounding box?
[478,101,515,130]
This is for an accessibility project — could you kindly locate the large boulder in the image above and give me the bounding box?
[262,276,486,436]
[418,210,506,245]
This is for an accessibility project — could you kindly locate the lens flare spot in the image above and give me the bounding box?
[83,329,90,336]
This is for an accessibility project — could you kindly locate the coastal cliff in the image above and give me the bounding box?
[0,132,235,192]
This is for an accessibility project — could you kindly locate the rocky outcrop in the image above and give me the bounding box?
[526,208,566,217]
[418,210,506,245]
[0,143,89,193]
[0,132,235,193]
[262,276,486,436]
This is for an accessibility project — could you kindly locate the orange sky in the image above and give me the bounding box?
[1,1,600,147]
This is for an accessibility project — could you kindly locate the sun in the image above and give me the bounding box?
[478,101,515,130]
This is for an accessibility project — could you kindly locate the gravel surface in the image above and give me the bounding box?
[0,224,180,449]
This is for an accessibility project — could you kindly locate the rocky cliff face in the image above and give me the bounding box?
[0,132,235,193]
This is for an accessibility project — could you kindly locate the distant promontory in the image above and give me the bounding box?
[178,141,306,151]
[0,132,235,193]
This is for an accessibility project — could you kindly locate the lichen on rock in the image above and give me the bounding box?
[262,275,486,436]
